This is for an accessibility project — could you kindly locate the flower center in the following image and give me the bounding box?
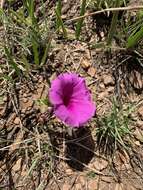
[62,84,73,106]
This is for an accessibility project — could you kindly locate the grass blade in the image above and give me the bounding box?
[32,37,39,66]
[21,55,30,74]
[107,0,120,45]
[127,26,143,48]
[23,158,39,181]
[56,0,62,30]
[24,0,35,25]
[4,47,20,75]
[41,39,51,66]
[75,0,86,40]
[55,8,67,38]
[29,0,35,26]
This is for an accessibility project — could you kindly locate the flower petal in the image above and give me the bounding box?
[49,77,63,104]
[69,76,91,101]
[54,105,69,123]
[66,100,96,127]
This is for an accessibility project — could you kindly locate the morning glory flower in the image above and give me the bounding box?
[49,73,96,127]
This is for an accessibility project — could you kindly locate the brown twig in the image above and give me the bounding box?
[65,6,143,23]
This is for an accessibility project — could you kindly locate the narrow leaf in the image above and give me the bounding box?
[55,8,67,38]
[107,0,120,45]
[4,47,20,75]
[127,26,143,48]
[75,0,86,40]
[56,0,62,30]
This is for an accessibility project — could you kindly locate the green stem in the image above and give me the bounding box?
[107,0,120,45]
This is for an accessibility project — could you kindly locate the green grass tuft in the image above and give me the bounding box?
[96,99,134,155]
[0,0,51,77]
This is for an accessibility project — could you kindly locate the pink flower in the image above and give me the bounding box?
[49,73,96,127]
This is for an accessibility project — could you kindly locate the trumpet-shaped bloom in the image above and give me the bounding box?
[49,73,96,127]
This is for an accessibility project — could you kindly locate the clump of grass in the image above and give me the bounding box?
[86,0,130,48]
[55,0,87,40]
[0,0,51,78]
[96,99,134,155]
[22,132,57,188]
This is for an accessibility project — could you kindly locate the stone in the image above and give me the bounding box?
[107,86,114,93]
[12,158,22,172]
[93,158,108,171]
[81,57,91,69]
[21,108,26,113]
[23,98,28,103]
[99,83,105,90]
[23,93,27,98]
[20,100,33,111]
[98,91,108,99]
[103,75,114,86]
[135,141,140,146]
[13,117,20,125]
[88,67,96,77]
[65,168,73,175]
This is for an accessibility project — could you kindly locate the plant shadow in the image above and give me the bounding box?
[65,128,95,171]
[114,51,143,100]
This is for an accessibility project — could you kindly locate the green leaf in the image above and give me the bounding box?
[56,0,62,30]
[32,38,39,66]
[41,39,51,66]
[55,8,67,38]
[107,0,120,45]
[127,26,143,48]
[23,158,39,181]
[75,0,86,40]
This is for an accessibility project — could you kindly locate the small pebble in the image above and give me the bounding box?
[88,67,96,77]
[103,75,114,86]
[14,117,20,125]
[23,98,28,103]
